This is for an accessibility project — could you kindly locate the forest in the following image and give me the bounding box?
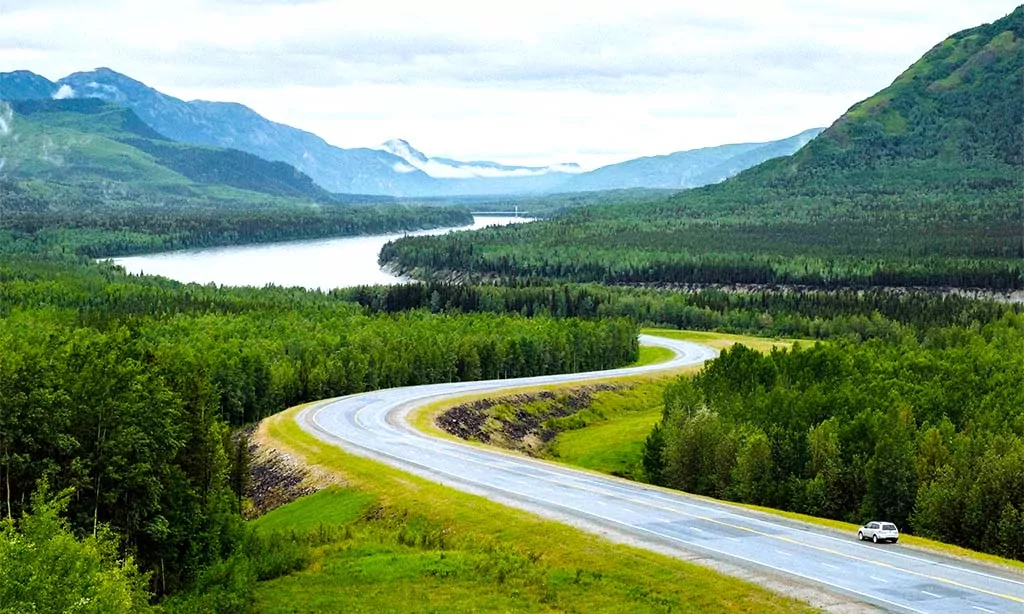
[380,163,1022,290]
[643,314,1024,561]
[0,251,638,605]
[0,177,473,258]
[341,280,1017,340]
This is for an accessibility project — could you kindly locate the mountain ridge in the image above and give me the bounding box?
[4,67,825,197]
[53,68,435,196]
[0,98,336,203]
[564,128,823,192]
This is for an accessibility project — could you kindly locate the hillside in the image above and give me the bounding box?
[380,7,1024,290]
[1,98,334,202]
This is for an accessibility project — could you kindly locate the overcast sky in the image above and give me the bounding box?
[0,1,1018,169]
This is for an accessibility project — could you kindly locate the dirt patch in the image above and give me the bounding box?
[244,422,344,519]
[437,384,627,456]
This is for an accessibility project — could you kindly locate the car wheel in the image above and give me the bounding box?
[892,538,898,544]
[857,531,864,541]
[872,534,878,543]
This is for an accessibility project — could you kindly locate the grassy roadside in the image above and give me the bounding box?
[632,344,675,367]
[551,404,662,476]
[255,408,818,613]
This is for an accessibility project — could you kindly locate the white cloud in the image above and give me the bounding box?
[51,83,75,99]
[0,101,11,136]
[0,0,1019,168]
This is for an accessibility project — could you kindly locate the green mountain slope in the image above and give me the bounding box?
[380,8,1023,290]
[812,14,1022,167]
[2,98,333,202]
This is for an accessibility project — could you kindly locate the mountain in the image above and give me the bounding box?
[768,7,1022,176]
[379,8,1023,290]
[562,129,823,192]
[382,138,582,179]
[3,67,828,198]
[0,70,57,100]
[1,98,335,203]
[52,68,434,196]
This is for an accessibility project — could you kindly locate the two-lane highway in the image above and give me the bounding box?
[297,334,1024,613]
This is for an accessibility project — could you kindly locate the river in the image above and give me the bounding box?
[109,215,531,290]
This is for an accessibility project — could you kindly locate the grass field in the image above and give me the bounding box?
[631,344,675,366]
[550,406,662,477]
[253,408,819,613]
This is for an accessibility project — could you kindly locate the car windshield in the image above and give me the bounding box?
[882,524,897,531]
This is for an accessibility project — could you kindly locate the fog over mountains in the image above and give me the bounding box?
[1,68,822,197]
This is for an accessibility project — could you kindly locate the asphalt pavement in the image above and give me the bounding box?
[297,334,1024,613]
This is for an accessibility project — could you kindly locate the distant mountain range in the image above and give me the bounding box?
[381,138,582,179]
[1,68,821,197]
[562,129,822,192]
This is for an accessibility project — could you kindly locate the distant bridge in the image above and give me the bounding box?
[469,205,523,216]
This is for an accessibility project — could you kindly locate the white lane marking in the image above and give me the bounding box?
[869,575,889,583]
[972,606,996,613]
[775,549,792,557]
[691,526,705,533]
[921,590,942,598]
[823,563,840,570]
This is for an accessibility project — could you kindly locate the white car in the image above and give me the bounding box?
[858,521,899,543]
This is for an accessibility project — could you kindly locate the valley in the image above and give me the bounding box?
[1,4,1022,613]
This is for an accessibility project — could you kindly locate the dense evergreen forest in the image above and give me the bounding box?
[0,185,473,257]
[643,315,1024,560]
[2,243,1022,607]
[342,281,1017,341]
[380,9,1023,290]
[0,251,638,605]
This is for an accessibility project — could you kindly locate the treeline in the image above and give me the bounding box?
[643,316,1024,560]
[343,281,1019,340]
[0,183,473,257]
[0,254,637,598]
[381,211,1022,290]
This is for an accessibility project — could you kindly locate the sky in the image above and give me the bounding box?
[0,0,1019,170]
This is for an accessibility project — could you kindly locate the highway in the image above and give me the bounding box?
[297,334,1024,613]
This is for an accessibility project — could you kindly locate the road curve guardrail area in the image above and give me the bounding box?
[297,334,1024,614]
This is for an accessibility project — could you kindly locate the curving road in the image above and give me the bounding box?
[297,334,1024,613]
